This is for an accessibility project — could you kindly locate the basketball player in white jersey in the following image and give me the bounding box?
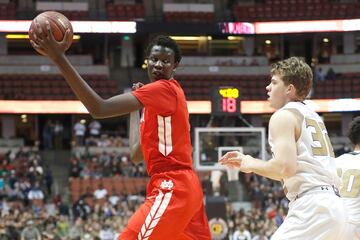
[336,116,360,239]
[219,57,346,240]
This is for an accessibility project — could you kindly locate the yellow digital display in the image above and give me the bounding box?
[218,88,239,99]
[212,86,241,115]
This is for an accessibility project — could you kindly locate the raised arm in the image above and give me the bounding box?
[30,20,142,119]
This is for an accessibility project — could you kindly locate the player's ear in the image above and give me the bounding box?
[287,84,296,94]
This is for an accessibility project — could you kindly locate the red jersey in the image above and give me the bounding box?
[132,79,193,176]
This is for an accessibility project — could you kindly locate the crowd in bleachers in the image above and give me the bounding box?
[85,136,129,148]
[70,145,146,179]
[0,148,53,208]
[225,173,288,239]
[0,147,147,239]
[0,192,143,239]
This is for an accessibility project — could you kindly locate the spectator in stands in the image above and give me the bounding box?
[20,220,41,240]
[73,120,86,147]
[5,217,21,240]
[32,30,211,238]
[70,158,82,178]
[27,182,44,214]
[42,120,54,150]
[27,182,44,201]
[43,165,53,196]
[16,147,29,158]
[79,165,92,178]
[314,67,325,82]
[99,220,116,240]
[6,183,25,202]
[54,120,64,150]
[69,217,84,240]
[108,188,120,207]
[72,199,90,221]
[99,151,111,165]
[274,207,285,227]
[233,223,251,240]
[325,67,336,80]
[42,222,56,240]
[94,183,108,203]
[55,215,70,240]
[110,158,122,176]
[251,229,269,240]
[89,119,101,138]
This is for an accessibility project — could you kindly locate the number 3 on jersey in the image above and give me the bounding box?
[305,118,335,158]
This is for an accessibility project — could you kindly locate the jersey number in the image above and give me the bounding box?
[305,118,335,157]
[338,169,360,198]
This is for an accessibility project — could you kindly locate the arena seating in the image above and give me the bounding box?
[106,3,145,20]
[164,11,215,23]
[178,74,269,100]
[314,73,360,99]
[0,1,16,19]
[55,10,88,20]
[163,3,215,23]
[35,1,89,20]
[0,74,118,100]
[69,177,148,204]
[177,73,360,100]
[233,0,360,21]
[1,72,358,101]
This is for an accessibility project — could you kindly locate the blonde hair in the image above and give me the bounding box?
[270,57,313,100]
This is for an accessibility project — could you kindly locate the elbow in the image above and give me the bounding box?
[131,157,143,165]
[130,142,143,165]
[130,147,143,165]
[85,107,102,119]
[130,153,143,165]
[84,100,108,119]
[88,107,107,119]
[281,164,297,179]
[90,113,104,119]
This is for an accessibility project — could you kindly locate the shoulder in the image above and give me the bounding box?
[270,109,298,126]
[139,80,177,94]
[269,110,299,136]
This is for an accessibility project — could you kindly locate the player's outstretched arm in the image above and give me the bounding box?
[219,110,298,181]
[251,110,298,180]
[30,20,143,119]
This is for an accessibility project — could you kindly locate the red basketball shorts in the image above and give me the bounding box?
[118,169,211,240]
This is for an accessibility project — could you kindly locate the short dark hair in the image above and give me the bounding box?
[348,116,360,146]
[146,35,182,63]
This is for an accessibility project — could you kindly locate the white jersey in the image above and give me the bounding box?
[336,151,360,224]
[269,102,339,201]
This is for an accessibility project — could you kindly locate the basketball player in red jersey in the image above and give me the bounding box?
[30,21,211,240]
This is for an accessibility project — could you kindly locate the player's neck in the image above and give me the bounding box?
[290,99,305,104]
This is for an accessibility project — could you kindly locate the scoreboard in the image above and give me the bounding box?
[211,86,241,115]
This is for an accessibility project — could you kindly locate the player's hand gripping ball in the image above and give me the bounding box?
[29,11,73,56]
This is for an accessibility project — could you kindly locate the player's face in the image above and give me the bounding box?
[266,74,288,109]
[147,45,177,82]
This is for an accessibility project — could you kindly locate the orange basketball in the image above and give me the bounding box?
[29,11,73,55]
